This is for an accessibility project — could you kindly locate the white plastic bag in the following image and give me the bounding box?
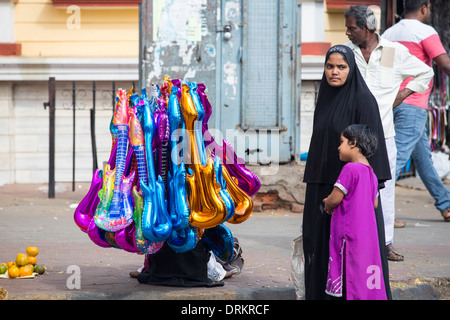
[207,251,227,282]
[291,235,305,300]
[431,151,450,179]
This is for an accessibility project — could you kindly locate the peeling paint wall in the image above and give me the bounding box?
[139,0,300,164]
[140,0,216,97]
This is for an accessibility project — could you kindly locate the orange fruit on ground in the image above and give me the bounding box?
[8,265,20,278]
[26,247,39,257]
[26,264,34,273]
[15,253,28,267]
[19,265,33,277]
[27,256,37,265]
[6,261,14,268]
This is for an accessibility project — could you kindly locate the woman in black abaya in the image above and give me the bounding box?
[302,45,392,300]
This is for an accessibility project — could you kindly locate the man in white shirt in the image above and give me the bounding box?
[344,5,434,261]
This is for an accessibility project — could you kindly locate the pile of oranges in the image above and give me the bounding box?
[0,246,46,278]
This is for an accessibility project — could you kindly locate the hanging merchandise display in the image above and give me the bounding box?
[73,76,261,257]
[428,64,450,151]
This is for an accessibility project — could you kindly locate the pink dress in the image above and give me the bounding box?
[325,162,387,300]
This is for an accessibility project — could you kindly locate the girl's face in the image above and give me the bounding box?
[338,134,356,162]
[325,53,350,87]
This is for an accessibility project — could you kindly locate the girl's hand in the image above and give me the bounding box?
[322,187,344,216]
[322,197,333,215]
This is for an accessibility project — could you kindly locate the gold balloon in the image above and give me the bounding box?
[164,75,173,96]
[222,166,253,224]
[181,84,227,229]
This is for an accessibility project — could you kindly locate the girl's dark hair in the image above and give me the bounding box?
[342,124,378,159]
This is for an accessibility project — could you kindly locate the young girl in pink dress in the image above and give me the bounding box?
[323,124,387,300]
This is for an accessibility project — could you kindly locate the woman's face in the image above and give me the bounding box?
[325,53,350,87]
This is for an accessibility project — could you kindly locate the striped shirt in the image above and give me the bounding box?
[382,19,446,109]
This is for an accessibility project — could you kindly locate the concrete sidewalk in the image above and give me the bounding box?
[0,178,449,300]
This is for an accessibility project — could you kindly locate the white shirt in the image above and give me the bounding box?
[345,34,434,138]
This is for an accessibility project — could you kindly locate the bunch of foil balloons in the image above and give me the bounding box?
[73,76,261,263]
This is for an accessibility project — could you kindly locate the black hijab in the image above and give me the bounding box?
[303,45,391,186]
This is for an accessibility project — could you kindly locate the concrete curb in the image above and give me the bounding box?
[5,287,297,300]
[391,283,439,300]
[3,281,446,300]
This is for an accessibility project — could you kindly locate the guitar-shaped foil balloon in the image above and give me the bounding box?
[113,149,140,253]
[196,83,253,224]
[154,100,170,194]
[198,83,261,197]
[128,103,146,186]
[94,151,135,233]
[90,164,116,247]
[166,85,190,230]
[80,108,120,247]
[115,92,142,254]
[203,224,235,264]
[74,169,102,233]
[141,91,173,242]
[165,83,197,253]
[74,108,120,234]
[181,84,227,229]
[190,81,235,221]
[128,101,164,254]
[222,164,254,224]
[103,89,130,230]
[187,81,207,166]
[132,186,164,254]
[188,81,235,223]
[214,156,235,221]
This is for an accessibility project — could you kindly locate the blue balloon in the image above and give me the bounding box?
[203,224,234,264]
[141,96,173,242]
[214,157,235,220]
[167,86,191,230]
[108,124,128,219]
[167,226,198,253]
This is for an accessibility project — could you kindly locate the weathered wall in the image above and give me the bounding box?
[430,0,450,52]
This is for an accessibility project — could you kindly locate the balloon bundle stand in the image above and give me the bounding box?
[74,76,261,263]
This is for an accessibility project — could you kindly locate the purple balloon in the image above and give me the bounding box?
[74,142,118,233]
[87,219,112,248]
[197,83,212,124]
[74,169,102,233]
[202,124,261,197]
[115,223,141,253]
[197,83,261,196]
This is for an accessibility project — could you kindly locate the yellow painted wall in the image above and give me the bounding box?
[14,0,139,57]
[324,10,348,47]
[14,0,381,58]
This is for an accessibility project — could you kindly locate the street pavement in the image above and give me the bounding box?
[0,177,449,301]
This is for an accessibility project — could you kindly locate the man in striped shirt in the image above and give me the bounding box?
[383,0,450,223]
